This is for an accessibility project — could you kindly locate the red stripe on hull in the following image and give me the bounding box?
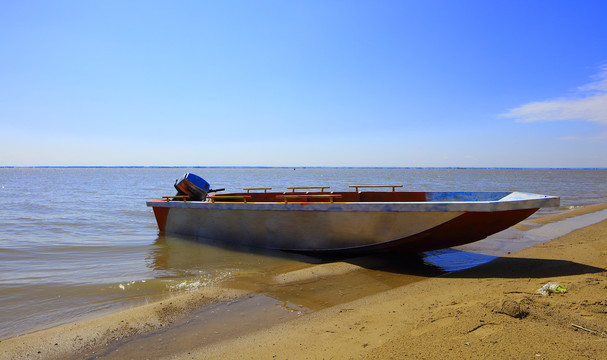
[152,207,170,232]
[342,208,539,253]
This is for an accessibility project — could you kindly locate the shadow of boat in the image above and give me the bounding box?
[343,248,605,279]
[148,233,605,283]
[446,255,606,279]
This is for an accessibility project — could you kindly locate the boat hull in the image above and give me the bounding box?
[147,191,559,253]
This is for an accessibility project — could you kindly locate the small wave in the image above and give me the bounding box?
[117,280,147,291]
[165,279,215,292]
[165,271,234,292]
[113,271,235,294]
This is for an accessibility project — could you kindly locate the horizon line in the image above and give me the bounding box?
[1,166,606,170]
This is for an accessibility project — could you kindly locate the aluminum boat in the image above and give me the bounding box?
[147,173,560,253]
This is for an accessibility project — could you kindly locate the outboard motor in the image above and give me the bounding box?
[174,173,223,201]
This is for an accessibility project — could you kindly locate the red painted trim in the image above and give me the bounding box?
[314,208,539,254]
[376,208,539,252]
[152,207,170,232]
[208,191,427,203]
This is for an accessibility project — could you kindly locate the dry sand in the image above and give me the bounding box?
[2,211,606,360]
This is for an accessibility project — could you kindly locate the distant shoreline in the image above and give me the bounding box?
[1,166,606,170]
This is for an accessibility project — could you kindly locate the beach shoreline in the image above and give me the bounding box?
[184,217,607,360]
[2,206,606,359]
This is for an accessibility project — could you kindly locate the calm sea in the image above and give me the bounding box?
[1,167,606,339]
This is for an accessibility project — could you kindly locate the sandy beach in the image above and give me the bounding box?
[2,207,606,360]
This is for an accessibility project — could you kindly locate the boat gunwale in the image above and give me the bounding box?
[146,191,559,213]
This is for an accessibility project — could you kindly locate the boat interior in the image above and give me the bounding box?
[162,186,514,204]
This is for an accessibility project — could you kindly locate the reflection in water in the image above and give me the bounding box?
[145,233,470,312]
[423,248,499,272]
[148,232,469,276]
[147,233,321,276]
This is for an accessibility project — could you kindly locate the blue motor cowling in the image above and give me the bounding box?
[174,173,212,201]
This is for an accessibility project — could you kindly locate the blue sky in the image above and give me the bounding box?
[1,1,606,167]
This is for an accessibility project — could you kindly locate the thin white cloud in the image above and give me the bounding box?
[502,66,607,125]
[578,64,607,92]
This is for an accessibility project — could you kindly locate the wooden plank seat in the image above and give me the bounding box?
[243,187,272,193]
[276,194,342,203]
[208,195,252,203]
[162,195,190,202]
[349,185,403,192]
[287,186,330,193]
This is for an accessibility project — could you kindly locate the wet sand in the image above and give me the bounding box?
[2,207,607,359]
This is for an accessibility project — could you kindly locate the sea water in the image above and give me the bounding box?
[0,167,606,339]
